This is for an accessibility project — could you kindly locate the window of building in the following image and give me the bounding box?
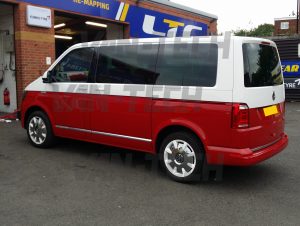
[155,43,218,87]
[96,44,159,84]
[52,48,95,83]
[280,22,289,30]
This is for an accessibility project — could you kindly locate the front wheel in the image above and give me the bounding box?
[159,132,205,182]
[26,111,56,148]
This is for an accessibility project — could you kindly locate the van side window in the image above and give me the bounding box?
[243,43,283,87]
[52,48,95,83]
[155,44,218,87]
[95,44,159,84]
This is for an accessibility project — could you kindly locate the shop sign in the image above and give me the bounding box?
[18,0,208,38]
[26,5,51,28]
[123,3,207,38]
[282,60,300,77]
[284,78,300,89]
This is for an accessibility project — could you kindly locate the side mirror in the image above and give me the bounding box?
[42,71,53,83]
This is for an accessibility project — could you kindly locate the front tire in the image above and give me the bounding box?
[159,131,205,182]
[26,111,56,148]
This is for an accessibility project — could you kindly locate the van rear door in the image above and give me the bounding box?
[233,38,285,150]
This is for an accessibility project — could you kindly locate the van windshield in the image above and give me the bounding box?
[243,43,283,87]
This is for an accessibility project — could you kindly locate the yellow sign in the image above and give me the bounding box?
[163,19,184,28]
[120,3,130,22]
[263,105,279,117]
[73,0,110,10]
[283,64,299,73]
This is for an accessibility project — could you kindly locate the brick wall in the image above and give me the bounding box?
[14,2,55,107]
[274,19,299,36]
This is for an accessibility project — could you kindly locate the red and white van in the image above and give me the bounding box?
[21,36,288,181]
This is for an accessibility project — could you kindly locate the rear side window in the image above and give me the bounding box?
[53,48,95,83]
[243,43,283,87]
[155,43,218,87]
[96,44,159,84]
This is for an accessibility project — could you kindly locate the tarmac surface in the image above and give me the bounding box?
[0,102,299,225]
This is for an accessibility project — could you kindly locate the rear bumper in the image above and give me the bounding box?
[206,134,288,166]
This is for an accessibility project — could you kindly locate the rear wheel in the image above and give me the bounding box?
[26,111,56,148]
[159,131,204,182]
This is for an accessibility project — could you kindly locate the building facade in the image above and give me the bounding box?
[0,0,218,113]
[274,17,299,36]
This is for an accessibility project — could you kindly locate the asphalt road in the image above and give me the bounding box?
[0,102,299,225]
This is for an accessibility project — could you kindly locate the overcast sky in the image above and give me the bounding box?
[171,0,298,33]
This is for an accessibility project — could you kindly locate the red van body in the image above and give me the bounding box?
[21,37,288,181]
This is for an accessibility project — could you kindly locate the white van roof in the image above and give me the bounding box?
[72,36,276,49]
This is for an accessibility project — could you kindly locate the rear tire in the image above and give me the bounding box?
[26,111,56,148]
[159,131,205,182]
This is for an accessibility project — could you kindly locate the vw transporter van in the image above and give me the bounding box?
[21,37,288,181]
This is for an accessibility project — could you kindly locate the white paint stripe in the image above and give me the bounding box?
[115,2,125,20]
[26,78,235,103]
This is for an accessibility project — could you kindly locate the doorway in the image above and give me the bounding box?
[0,3,16,113]
[54,11,125,58]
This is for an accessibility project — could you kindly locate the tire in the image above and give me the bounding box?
[26,111,56,148]
[159,131,205,182]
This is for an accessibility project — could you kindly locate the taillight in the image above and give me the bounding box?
[232,103,249,129]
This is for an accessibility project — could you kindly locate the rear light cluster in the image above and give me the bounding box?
[232,103,249,129]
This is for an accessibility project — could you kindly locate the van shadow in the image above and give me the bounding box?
[50,138,286,189]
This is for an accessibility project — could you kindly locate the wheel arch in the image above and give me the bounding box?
[24,105,54,130]
[154,123,207,154]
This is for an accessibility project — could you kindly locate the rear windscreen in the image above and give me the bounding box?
[243,43,283,87]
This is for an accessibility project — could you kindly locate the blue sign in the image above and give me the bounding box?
[17,0,208,38]
[124,4,207,38]
[282,60,300,77]
[284,77,300,89]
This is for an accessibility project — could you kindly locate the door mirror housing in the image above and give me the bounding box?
[42,70,53,83]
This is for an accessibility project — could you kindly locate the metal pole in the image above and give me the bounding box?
[297,0,299,34]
